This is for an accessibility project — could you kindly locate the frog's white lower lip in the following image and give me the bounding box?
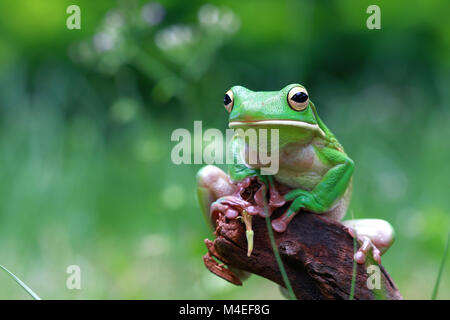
[229,120,325,137]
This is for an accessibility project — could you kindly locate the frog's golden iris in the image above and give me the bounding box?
[287,86,309,111]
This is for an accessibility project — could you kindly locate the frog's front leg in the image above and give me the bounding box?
[197,163,265,229]
[196,165,237,229]
[342,219,395,264]
[272,147,354,232]
[228,134,285,213]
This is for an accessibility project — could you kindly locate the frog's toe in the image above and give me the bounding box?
[271,203,300,233]
[353,235,382,265]
[271,218,288,233]
[203,240,243,286]
[268,183,286,208]
[246,205,263,216]
[210,195,253,223]
[225,208,239,219]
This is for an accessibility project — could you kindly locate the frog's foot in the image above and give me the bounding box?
[203,239,243,285]
[265,179,286,208]
[210,196,261,256]
[352,233,381,265]
[342,219,395,265]
[271,189,321,233]
[230,175,285,218]
[247,177,285,217]
[271,208,296,233]
[210,195,262,222]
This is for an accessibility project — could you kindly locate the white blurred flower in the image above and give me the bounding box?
[142,2,165,26]
[155,25,193,50]
[104,10,124,29]
[93,31,117,52]
[198,5,240,33]
[198,4,220,25]
[219,9,240,33]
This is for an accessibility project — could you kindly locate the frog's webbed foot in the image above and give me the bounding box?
[348,230,382,265]
[265,178,286,208]
[232,175,285,217]
[271,189,321,233]
[210,195,262,221]
[203,239,243,285]
[343,219,395,265]
[252,178,285,217]
[210,176,286,256]
[210,182,260,257]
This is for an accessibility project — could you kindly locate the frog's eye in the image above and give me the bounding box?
[224,89,234,112]
[288,87,309,111]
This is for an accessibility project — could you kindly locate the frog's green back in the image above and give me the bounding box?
[310,101,345,152]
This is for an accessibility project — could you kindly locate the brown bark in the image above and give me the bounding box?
[203,210,402,300]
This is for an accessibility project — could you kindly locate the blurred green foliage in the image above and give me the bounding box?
[0,0,449,299]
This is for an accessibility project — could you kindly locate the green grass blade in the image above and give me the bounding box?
[0,264,41,300]
[261,188,296,300]
[349,209,357,300]
[349,232,357,300]
[265,215,296,300]
[431,231,450,300]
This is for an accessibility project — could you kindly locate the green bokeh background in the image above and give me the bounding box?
[0,0,449,299]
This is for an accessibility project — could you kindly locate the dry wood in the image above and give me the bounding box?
[203,210,402,300]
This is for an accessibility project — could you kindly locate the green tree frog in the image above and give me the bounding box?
[197,84,394,264]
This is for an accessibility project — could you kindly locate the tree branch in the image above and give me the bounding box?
[203,210,402,300]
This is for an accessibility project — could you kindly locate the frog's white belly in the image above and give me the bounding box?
[274,143,329,190]
[273,142,352,221]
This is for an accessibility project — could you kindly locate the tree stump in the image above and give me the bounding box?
[203,210,402,300]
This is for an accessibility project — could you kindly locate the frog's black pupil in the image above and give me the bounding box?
[224,94,232,105]
[291,92,308,103]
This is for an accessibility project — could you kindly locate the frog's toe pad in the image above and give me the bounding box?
[271,219,288,233]
[225,209,239,219]
[353,235,382,265]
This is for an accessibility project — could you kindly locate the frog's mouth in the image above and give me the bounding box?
[229,120,326,137]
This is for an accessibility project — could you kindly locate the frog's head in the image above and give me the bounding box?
[224,84,331,144]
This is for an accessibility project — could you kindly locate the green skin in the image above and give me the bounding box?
[197,84,394,265]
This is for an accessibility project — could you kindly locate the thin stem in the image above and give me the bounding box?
[431,231,450,300]
[349,233,357,300]
[349,209,357,300]
[0,264,41,300]
[263,199,296,299]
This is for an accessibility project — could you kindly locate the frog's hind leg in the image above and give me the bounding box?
[196,165,236,230]
[342,219,395,264]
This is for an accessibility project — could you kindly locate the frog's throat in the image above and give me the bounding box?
[229,120,326,138]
